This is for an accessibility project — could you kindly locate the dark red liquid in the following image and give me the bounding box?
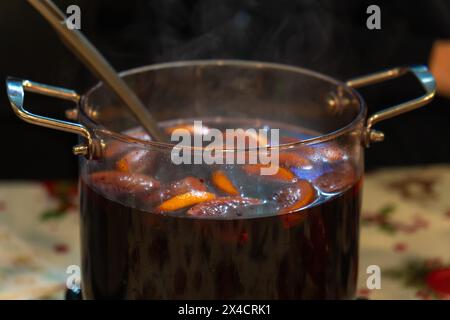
[80,179,361,299]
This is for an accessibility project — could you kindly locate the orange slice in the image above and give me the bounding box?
[165,124,209,136]
[187,197,261,217]
[157,191,216,212]
[276,180,316,214]
[224,130,268,147]
[146,176,207,203]
[104,129,151,159]
[243,164,296,182]
[212,170,239,195]
[279,152,312,170]
[90,171,160,198]
[116,149,152,173]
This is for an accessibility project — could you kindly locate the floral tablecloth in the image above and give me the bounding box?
[0,165,449,300]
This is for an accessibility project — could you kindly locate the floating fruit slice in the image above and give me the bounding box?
[187,197,261,217]
[314,163,356,193]
[303,144,346,163]
[104,129,151,159]
[273,180,316,214]
[224,129,268,147]
[165,124,209,136]
[157,191,216,212]
[165,124,194,135]
[212,170,239,195]
[146,176,207,203]
[279,152,312,170]
[116,149,154,173]
[242,164,296,182]
[319,145,346,162]
[89,171,160,198]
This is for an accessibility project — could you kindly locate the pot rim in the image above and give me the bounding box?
[80,59,367,151]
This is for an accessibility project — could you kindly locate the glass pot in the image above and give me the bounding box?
[6,61,435,299]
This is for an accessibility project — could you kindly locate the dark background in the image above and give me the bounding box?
[0,0,449,179]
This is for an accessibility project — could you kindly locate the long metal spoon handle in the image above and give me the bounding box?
[27,0,166,142]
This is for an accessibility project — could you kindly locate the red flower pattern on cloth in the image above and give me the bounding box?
[445,210,450,219]
[53,243,69,254]
[425,268,450,298]
[393,242,408,253]
[40,181,78,221]
[386,258,450,300]
[387,176,438,200]
[362,205,430,235]
[357,288,371,298]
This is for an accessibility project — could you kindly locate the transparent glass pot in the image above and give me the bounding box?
[6,61,435,299]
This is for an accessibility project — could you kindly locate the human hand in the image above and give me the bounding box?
[430,40,450,98]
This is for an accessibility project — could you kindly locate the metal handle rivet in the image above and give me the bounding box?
[369,130,385,143]
[73,144,88,156]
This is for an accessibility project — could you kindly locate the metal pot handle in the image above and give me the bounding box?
[5,77,102,158]
[346,65,436,147]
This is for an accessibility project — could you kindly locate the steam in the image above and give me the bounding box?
[151,0,336,67]
[67,0,450,83]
